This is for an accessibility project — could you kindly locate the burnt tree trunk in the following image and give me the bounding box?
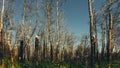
[46,0,54,61]
[88,0,95,67]
[56,0,61,61]
[35,36,39,61]
[19,40,24,62]
[107,13,113,68]
[1,0,5,67]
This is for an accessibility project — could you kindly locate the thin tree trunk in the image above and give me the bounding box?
[56,0,60,61]
[107,13,113,68]
[35,36,39,61]
[107,0,113,67]
[0,0,5,27]
[46,0,54,61]
[88,0,94,67]
[1,0,5,68]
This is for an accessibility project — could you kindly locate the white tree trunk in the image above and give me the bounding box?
[0,0,5,32]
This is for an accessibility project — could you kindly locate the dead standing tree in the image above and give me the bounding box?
[88,0,95,67]
[46,0,54,61]
[94,0,117,64]
[19,0,26,62]
[55,0,61,61]
[107,13,113,68]
[105,0,113,68]
[0,0,5,67]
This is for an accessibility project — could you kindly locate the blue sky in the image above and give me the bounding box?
[65,0,89,37]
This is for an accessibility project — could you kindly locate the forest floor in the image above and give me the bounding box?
[0,58,120,68]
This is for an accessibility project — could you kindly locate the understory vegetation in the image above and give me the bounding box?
[0,56,120,68]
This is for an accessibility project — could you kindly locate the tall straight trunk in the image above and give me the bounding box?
[0,0,4,27]
[46,0,54,61]
[88,0,94,67]
[56,0,60,61]
[107,13,113,68]
[0,0,5,51]
[107,0,113,68]
[0,0,5,68]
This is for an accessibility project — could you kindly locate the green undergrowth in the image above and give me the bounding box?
[0,57,120,68]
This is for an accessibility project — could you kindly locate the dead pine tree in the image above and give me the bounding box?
[107,12,113,68]
[46,0,54,61]
[106,0,113,68]
[55,0,61,61]
[0,0,5,67]
[88,0,95,67]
